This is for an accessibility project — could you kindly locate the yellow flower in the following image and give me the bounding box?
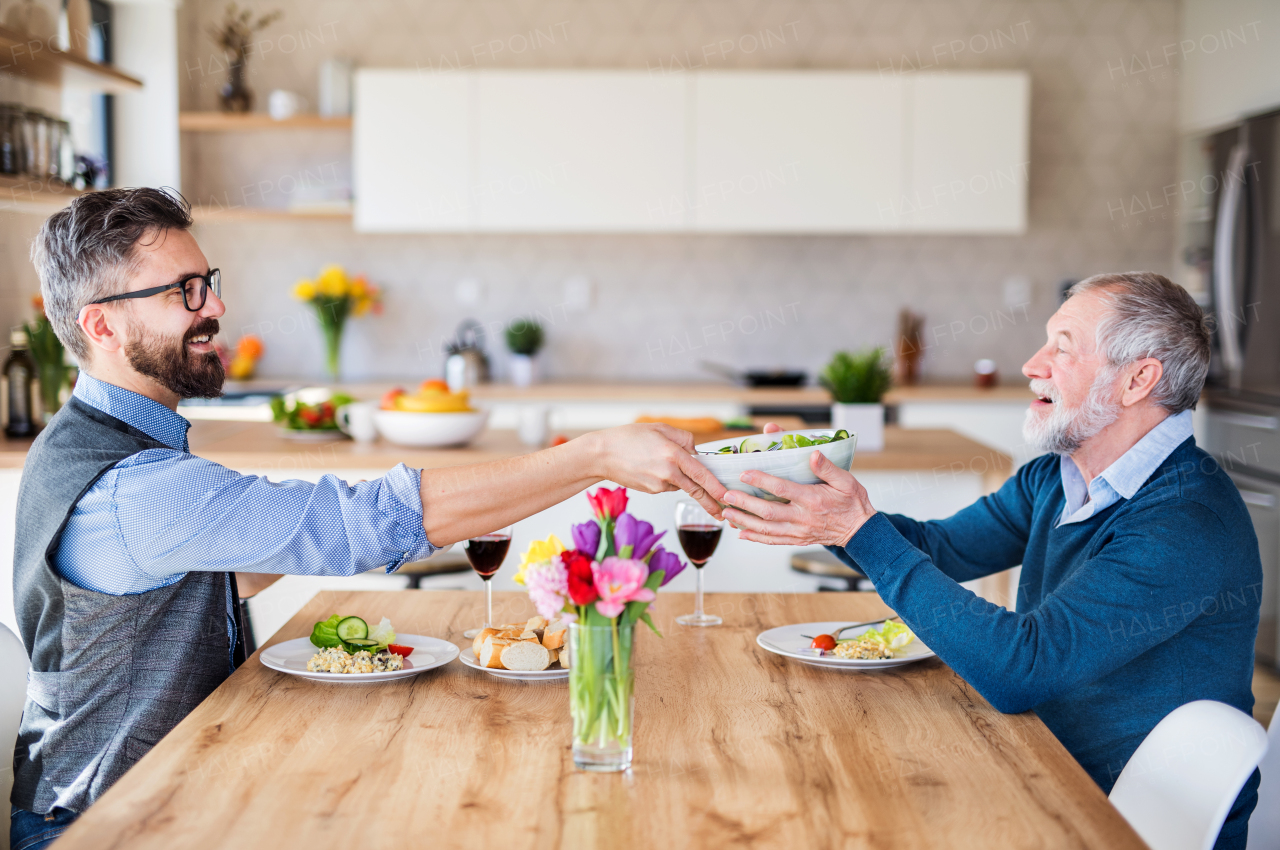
[316,265,348,298]
[350,276,368,298]
[292,280,316,300]
[512,534,566,586]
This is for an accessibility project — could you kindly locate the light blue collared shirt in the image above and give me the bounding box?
[1057,409,1194,526]
[57,373,436,600]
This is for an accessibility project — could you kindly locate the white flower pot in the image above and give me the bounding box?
[831,403,884,452]
[510,353,537,387]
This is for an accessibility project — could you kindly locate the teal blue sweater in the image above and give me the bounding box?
[831,437,1261,845]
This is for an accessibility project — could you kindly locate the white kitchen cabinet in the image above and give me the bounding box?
[353,69,1028,234]
[475,71,688,231]
[693,72,905,232]
[903,72,1030,233]
[354,70,474,231]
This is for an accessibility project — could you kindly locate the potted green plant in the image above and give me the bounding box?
[820,348,893,451]
[505,319,545,388]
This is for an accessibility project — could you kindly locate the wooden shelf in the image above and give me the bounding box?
[191,205,352,223]
[0,24,142,92]
[180,112,352,131]
[0,173,84,214]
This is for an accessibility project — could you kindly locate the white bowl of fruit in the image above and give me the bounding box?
[374,380,489,447]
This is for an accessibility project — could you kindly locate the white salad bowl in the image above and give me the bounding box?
[373,409,489,447]
[694,429,857,503]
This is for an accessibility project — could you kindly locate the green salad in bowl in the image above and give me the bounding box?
[693,429,858,503]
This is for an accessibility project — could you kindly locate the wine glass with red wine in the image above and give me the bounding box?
[674,500,724,627]
[462,525,513,640]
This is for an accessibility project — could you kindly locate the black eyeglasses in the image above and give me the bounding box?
[90,269,221,312]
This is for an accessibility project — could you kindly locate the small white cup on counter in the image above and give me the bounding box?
[518,404,549,447]
[336,401,379,443]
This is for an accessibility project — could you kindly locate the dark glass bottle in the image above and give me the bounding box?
[4,329,38,437]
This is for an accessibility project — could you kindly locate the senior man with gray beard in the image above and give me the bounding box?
[721,272,1262,849]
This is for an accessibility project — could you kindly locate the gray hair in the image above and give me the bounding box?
[1067,272,1210,415]
[30,187,193,362]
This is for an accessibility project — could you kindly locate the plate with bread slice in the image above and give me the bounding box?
[459,615,570,680]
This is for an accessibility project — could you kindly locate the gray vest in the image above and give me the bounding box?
[11,396,240,814]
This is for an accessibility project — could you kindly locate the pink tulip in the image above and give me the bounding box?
[592,557,655,618]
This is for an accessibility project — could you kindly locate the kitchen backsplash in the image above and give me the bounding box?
[2,0,1182,384]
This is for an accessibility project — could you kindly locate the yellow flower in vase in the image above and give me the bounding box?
[316,265,349,298]
[292,280,317,301]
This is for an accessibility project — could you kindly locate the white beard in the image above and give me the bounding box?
[1022,370,1121,455]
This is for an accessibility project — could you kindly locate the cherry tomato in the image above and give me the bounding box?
[810,634,836,652]
[550,434,569,447]
[387,643,414,657]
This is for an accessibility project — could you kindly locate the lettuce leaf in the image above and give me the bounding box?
[367,617,396,649]
[310,614,345,648]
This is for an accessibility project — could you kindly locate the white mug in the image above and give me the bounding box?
[268,89,306,121]
[336,402,378,443]
[517,404,549,447]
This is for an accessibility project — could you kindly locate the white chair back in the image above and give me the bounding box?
[1110,700,1268,850]
[1245,708,1280,850]
[1,622,30,850]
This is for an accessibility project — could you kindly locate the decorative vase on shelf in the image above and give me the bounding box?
[219,58,253,113]
[821,348,893,453]
[207,5,282,114]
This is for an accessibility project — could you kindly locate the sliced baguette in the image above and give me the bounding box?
[542,620,568,650]
[525,615,548,634]
[480,636,514,668]
[471,627,501,658]
[500,639,551,671]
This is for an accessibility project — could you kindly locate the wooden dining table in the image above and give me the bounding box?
[52,590,1145,849]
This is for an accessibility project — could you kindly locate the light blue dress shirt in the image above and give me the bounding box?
[1057,409,1194,526]
[56,373,437,599]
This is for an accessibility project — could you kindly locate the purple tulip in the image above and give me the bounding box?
[571,520,602,560]
[647,545,686,586]
[614,513,664,560]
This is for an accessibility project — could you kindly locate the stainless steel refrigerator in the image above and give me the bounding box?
[1194,107,1280,669]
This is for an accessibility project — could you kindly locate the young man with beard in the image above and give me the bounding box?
[719,273,1262,849]
[9,188,729,849]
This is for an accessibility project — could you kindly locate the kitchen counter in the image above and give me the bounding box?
[0,423,1012,490]
[217,379,1035,406]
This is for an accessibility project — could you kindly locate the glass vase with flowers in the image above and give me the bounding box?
[292,265,381,381]
[514,486,686,772]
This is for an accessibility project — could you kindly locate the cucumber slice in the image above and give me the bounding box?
[343,638,378,653]
[335,616,368,641]
[739,435,775,453]
[832,430,850,441]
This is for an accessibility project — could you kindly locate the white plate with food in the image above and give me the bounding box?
[459,616,570,681]
[263,613,457,682]
[756,620,934,670]
[459,648,568,681]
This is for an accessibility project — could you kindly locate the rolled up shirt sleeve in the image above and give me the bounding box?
[110,450,437,578]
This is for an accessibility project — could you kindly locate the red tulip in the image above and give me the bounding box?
[563,550,599,606]
[586,486,628,521]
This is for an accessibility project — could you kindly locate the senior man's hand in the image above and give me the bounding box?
[721,429,876,547]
